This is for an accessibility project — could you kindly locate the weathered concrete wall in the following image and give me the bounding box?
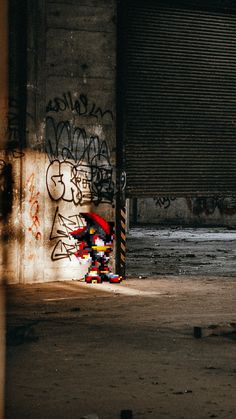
[0,0,8,414]
[43,0,116,282]
[7,0,117,283]
[131,197,236,227]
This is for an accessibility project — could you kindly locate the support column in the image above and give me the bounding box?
[0,0,8,416]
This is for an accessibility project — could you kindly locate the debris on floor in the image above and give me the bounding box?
[194,322,236,339]
[127,226,236,277]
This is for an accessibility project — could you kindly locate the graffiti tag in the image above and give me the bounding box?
[155,197,176,210]
[50,207,85,261]
[46,92,113,122]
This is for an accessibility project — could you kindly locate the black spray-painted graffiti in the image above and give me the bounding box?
[7,97,34,158]
[46,117,114,205]
[0,160,13,219]
[187,197,236,216]
[50,206,85,261]
[46,92,113,122]
[155,197,176,210]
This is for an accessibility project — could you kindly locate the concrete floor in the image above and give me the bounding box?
[126,226,236,277]
[5,225,236,418]
[5,276,236,419]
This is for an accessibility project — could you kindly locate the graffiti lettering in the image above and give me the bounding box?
[26,174,41,240]
[46,117,114,205]
[50,207,85,261]
[46,92,113,122]
[51,240,78,261]
[155,197,176,210]
[187,197,236,216]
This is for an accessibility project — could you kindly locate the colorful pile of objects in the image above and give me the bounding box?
[70,212,122,284]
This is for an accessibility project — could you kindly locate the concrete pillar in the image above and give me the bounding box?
[0,0,8,415]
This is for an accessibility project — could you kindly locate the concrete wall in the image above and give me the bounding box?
[0,1,8,415]
[5,0,117,283]
[6,0,236,283]
[131,197,236,227]
[43,0,116,282]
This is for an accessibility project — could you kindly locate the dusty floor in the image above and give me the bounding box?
[6,276,236,419]
[126,226,236,277]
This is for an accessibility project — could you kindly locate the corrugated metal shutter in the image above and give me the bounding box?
[124,0,236,196]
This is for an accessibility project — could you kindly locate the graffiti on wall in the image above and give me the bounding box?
[0,159,13,219]
[187,197,236,216]
[26,173,42,240]
[46,91,115,261]
[7,97,35,158]
[46,117,114,205]
[46,92,114,122]
[49,206,85,261]
[154,197,176,209]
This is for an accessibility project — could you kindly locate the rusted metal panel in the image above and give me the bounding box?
[124,0,236,196]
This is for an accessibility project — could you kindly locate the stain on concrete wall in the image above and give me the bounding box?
[132,197,236,227]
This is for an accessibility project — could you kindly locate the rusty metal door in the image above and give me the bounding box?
[120,0,236,197]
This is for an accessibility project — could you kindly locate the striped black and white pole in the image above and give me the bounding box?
[116,170,127,278]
